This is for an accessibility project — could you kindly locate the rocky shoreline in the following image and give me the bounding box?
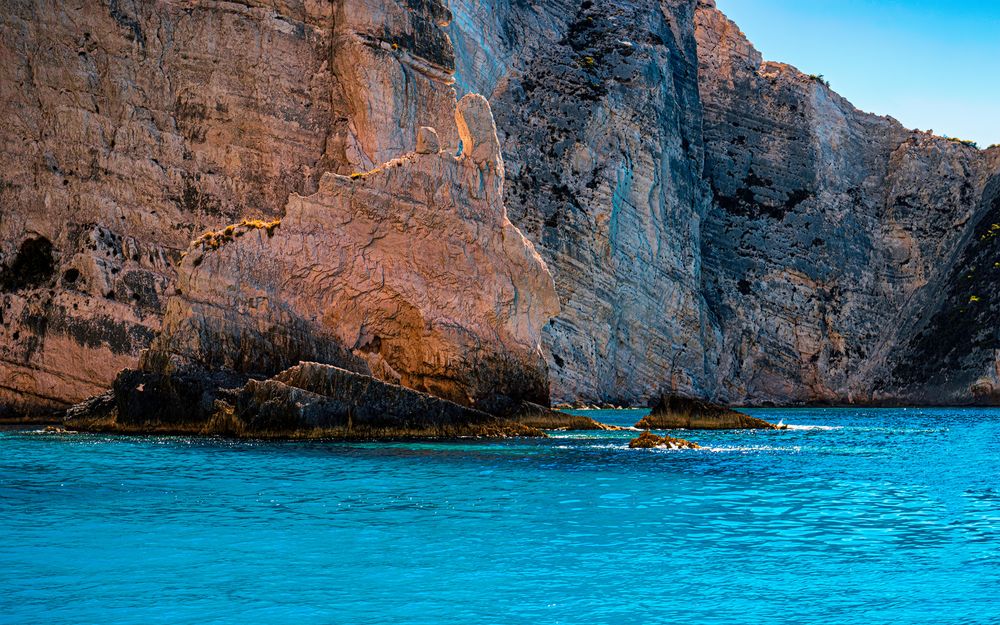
[4,0,998,434]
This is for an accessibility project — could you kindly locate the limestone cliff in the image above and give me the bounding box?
[450,0,721,404]
[4,0,1000,416]
[0,0,460,416]
[146,94,558,409]
[694,1,1000,404]
[449,0,1000,406]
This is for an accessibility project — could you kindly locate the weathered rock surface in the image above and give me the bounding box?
[635,393,779,430]
[7,0,1000,417]
[628,430,701,450]
[64,91,560,437]
[65,362,542,439]
[0,0,463,417]
[451,0,719,405]
[693,2,1000,405]
[148,94,557,409]
[878,162,1000,403]
[503,401,624,431]
[450,0,1000,406]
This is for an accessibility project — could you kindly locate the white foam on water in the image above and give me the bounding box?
[703,445,803,453]
[782,424,842,431]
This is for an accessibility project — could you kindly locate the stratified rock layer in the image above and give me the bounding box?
[451,0,719,405]
[693,2,1000,404]
[149,94,557,409]
[450,0,1000,406]
[0,0,463,416]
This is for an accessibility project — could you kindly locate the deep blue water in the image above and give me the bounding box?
[2,407,999,625]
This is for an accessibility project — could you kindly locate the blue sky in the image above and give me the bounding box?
[715,0,1000,148]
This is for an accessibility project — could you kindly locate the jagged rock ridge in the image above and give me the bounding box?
[450,0,1000,405]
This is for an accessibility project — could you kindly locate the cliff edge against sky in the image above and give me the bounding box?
[2,0,999,418]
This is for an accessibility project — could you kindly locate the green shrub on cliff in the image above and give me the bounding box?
[808,74,830,87]
[946,137,979,149]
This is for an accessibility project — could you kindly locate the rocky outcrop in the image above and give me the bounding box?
[7,0,1000,416]
[0,0,463,417]
[635,394,780,430]
[628,430,701,449]
[504,402,624,431]
[64,91,560,437]
[450,0,719,405]
[147,93,557,409]
[66,362,542,439]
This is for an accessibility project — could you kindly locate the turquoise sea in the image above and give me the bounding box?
[2,407,999,624]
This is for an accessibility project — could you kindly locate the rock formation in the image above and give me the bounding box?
[65,362,543,439]
[507,402,624,431]
[635,394,780,430]
[628,430,701,450]
[0,0,463,417]
[694,1,1000,405]
[64,91,560,437]
[4,0,1000,419]
[148,92,558,410]
[450,0,719,405]
[449,0,1000,406]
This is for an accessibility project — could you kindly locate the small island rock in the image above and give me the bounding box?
[629,430,701,449]
[636,394,782,430]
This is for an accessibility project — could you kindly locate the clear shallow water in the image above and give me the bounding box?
[2,408,999,625]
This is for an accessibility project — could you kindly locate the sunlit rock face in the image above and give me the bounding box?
[0,0,461,415]
[146,94,558,409]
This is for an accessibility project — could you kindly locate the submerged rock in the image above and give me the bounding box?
[628,430,700,450]
[635,394,781,430]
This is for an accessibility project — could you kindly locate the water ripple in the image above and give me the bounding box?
[2,407,999,624]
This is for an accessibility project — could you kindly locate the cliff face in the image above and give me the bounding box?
[147,95,558,409]
[448,0,1000,406]
[0,0,460,415]
[693,1,1000,404]
[4,0,1000,415]
[450,0,722,405]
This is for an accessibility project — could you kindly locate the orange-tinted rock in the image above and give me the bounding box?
[0,0,463,417]
[628,430,700,450]
[146,95,558,409]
